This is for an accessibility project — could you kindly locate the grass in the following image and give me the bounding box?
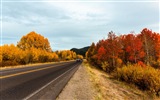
[83,60,156,100]
[113,64,160,96]
[83,60,104,100]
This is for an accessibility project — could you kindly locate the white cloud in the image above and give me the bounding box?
[2,1,159,50]
[46,2,112,21]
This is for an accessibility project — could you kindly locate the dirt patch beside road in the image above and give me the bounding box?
[57,65,96,100]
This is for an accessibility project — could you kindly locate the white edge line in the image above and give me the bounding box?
[23,64,78,100]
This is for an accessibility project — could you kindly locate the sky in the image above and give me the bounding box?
[0,0,159,51]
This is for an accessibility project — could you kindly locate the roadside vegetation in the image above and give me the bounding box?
[86,28,160,97]
[0,31,83,67]
[113,64,160,96]
[83,60,152,100]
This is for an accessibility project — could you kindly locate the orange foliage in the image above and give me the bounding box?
[137,61,146,68]
[121,34,145,63]
[86,28,160,71]
[17,31,52,52]
[1,31,81,67]
[56,50,82,61]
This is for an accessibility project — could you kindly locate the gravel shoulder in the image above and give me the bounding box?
[56,65,96,100]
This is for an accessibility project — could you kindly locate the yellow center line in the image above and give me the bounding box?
[0,63,66,79]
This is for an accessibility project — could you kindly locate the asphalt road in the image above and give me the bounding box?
[0,61,82,100]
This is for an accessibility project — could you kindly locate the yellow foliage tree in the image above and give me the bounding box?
[17,31,52,52]
[1,31,82,67]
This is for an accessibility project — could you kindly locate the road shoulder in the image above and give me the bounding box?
[57,65,96,100]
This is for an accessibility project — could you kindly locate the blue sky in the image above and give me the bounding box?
[1,0,159,50]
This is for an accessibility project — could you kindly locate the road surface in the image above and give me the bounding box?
[0,61,82,100]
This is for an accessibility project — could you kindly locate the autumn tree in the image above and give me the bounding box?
[77,55,83,59]
[138,28,160,65]
[1,44,21,66]
[1,31,83,67]
[121,34,145,63]
[95,31,123,72]
[107,31,122,69]
[56,50,78,61]
[86,42,96,64]
[154,33,160,61]
[17,31,52,52]
[87,28,160,72]
[97,46,106,61]
[86,32,123,72]
[139,28,153,65]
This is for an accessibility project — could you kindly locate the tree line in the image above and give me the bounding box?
[0,31,83,67]
[86,28,160,95]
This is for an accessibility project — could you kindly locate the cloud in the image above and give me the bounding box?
[103,2,159,33]
[2,1,159,50]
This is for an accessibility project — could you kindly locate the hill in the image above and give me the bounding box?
[71,46,90,57]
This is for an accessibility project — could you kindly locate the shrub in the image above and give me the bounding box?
[113,64,160,95]
[151,61,160,69]
[101,61,109,71]
[2,61,19,67]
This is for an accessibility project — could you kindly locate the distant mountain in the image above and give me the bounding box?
[71,46,90,57]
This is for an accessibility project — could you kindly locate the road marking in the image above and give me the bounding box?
[0,63,69,79]
[23,63,79,100]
